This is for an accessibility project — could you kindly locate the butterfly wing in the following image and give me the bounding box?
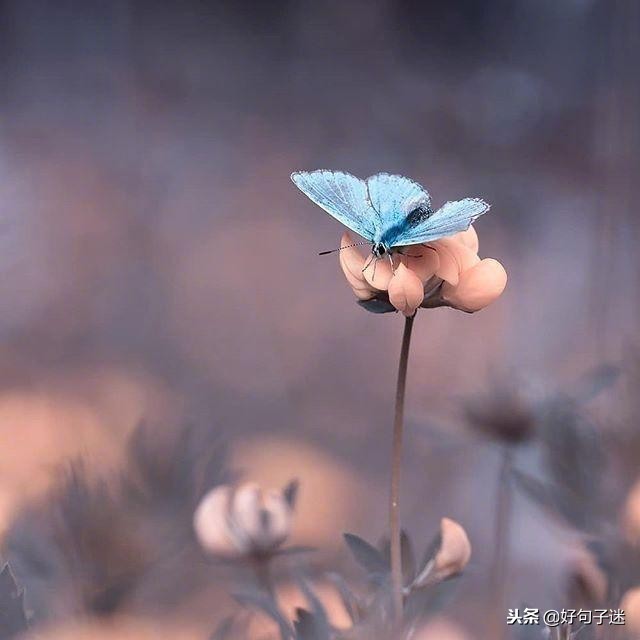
[291,170,379,241]
[366,173,431,231]
[391,197,490,245]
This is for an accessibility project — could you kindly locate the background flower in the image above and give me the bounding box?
[194,481,297,558]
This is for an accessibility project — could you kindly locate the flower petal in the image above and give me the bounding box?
[433,517,472,580]
[193,485,241,557]
[387,263,425,316]
[362,254,394,290]
[338,233,377,300]
[432,238,480,286]
[262,489,292,548]
[232,482,264,544]
[442,258,507,313]
[398,246,440,285]
[455,226,479,253]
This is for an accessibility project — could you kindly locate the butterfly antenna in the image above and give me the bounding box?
[319,241,371,256]
[387,253,395,274]
[372,256,378,282]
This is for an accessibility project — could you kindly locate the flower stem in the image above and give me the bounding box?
[389,313,415,623]
[490,446,514,640]
[253,555,275,597]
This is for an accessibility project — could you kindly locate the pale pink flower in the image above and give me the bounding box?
[338,228,506,315]
[193,481,297,558]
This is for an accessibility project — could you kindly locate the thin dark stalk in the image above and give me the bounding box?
[389,313,415,623]
[253,555,275,598]
[490,446,514,640]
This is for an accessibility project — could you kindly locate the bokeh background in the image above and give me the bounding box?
[0,1,638,638]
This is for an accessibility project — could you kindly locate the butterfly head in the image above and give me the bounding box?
[372,242,390,259]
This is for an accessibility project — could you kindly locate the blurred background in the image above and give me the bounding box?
[0,1,638,638]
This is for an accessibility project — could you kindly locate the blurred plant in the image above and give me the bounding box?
[462,377,540,638]
[194,481,298,560]
[3,422,229,625]
[506,365,618,534]
[0,563,28,639]
[194,480,299,601]
[459,365,620,640]
[221,519,471,640]
[0,414,475,640]
[464,381,538,446]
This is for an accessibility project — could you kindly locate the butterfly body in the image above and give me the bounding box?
[291,170,490,259]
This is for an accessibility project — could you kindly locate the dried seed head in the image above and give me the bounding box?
[464,387,537,444]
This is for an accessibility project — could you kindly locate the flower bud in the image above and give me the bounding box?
[194,481,295,558]
[441,258,507,313]
[433,518,472,580]
[387,262,425,317]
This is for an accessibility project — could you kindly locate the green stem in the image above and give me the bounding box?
[389,313,415,623]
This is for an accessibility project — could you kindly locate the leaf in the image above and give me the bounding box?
[357,297,396,314]
[343,533,389,576]
[234,590,294,639]
[0,564,28,638]
[410,530,442,589]
[401,531,416,585]
[325,572,361,624]
[510,468,588,530]
[210,616,235,640]
[293,608,330,640]
[539,404,604,523]
[295,579,331,640]
[404,574,461,624]
[571,364,620,403]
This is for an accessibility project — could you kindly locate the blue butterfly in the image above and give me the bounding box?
[291,170,490,267]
